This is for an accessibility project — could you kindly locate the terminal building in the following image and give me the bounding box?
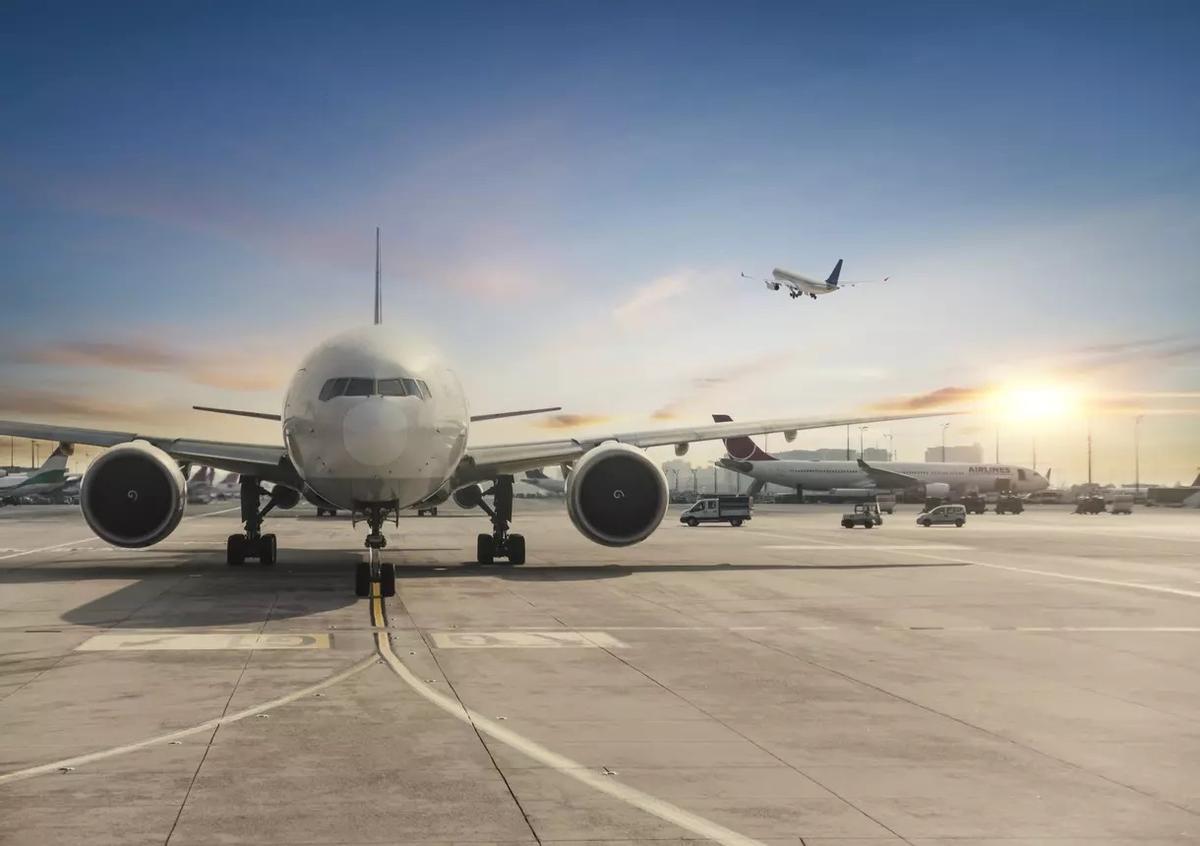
[925,442,983,463]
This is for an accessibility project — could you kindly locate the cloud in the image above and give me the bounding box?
[0,388,185,425]
[868,385,986,412]
[533,413,612,429]
[18,340,288,392]
[612,272,689,327]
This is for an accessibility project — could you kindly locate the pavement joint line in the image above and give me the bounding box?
[0,505,241,562]
[877,546,1200,599]
[0,653,377,786]
[369,591,770,846]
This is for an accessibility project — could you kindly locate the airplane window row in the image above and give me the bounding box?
[319,377,432,401]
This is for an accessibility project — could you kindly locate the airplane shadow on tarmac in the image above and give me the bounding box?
[1,549,969,628]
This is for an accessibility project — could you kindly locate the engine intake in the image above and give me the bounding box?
[566,443,668,547]
[81,441,186,548]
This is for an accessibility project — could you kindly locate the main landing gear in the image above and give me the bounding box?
[471,475,525,566]
[227,476,278,567]
[354,504,397,598]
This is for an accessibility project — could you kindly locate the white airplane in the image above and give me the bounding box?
[743,259,888,300]
[712,415,1048,499]
[0,445,72,504]
[523,468,566,495]
[0,232,941,596]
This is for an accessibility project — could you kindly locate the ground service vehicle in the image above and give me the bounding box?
[874,493,897,514]
[995,494,1025,514]
[918,504,967,527]
[961,492,987,514]
[842,502,882,528]
[680,495,752,527]
[1075,495,1107,514]
[1110,493,1133,515]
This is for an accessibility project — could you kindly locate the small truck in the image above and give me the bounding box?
[841,502,882,529]
[994,493,1025,515]
[961,492,987,514]
[680,495,752,527]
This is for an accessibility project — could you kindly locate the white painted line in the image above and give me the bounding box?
[429,630,626,649]
[884,547,1200,600]
[76,632,331,651]
[0,506,240,562]
[372,600,766,846]
[761,544,973,551]
[0,654,376,786]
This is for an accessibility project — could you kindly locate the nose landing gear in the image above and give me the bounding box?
[226,476,279,566]
[354,504,397,598]
[469,475,525,566]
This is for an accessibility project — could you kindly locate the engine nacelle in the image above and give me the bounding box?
[925,482,950,499]
[81,441,186,548]
[566,443,668,547]
[270,486,302,510]
[453,484,484,509]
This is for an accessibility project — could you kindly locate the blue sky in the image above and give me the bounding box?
[2,1,1198,483]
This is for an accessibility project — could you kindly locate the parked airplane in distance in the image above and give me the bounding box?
[0,232,940,597]
[523,468,566,495]
[0,446,71,505]
[742,259,888,300]
[712,415,1047,499]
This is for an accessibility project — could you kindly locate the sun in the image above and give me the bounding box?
[990,383,1081,421]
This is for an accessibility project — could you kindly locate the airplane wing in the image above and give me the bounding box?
[855,457,919,488]
[455,411,952,483]
[0,420,300,486]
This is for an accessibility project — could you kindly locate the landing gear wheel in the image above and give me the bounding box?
[226,535,245,566]
[379,562,396,597]
[507,534,526,566]
[477,533,495,565]
[259,534,277,566]
[355,561,371,597]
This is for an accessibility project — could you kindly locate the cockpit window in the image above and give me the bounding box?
[377,378,408,397]
[417,380,432,399]
[319,378,350,401]
[344,378,374,397]
[400,377,421,397]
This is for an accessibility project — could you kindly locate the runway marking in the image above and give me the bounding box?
[885,547,1200,600]
[0,654,376,786]
[429,630,626,649]
[761,544,973,551]
[371,594,766,846]
[0,506,240,562]
[76,632,331,651]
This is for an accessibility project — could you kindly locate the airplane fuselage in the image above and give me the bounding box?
[282,326,470,511]
[728,459,1048,494]
[772,268,836,296]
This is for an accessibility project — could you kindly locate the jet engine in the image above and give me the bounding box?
[270,486,302,510]
[924,482,950,499]
[81,441,186,548]
[566,443,668,546]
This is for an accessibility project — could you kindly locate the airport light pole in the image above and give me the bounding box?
[713,466,718,495]
[1134,415,1143,498]
[845,425,850,460]
[1087,419,1093,488]
[859,426,869,458]
[884,432,894,461]
[690,469,699,496]
[940,422,950,462]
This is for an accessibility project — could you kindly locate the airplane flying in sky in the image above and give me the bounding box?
[712,415,1047,499]
[743,259,889,300]
[0,233,940,597]
[0,446,71,505]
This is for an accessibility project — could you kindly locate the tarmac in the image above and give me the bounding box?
[1,499,1198,845]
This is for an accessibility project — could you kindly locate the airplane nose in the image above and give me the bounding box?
[342,399,409,466]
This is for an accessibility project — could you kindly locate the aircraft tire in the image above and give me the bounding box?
[227,535,245,566]
[354,561,371,597]
[477,534,495,566]
[380,562,396,597]
[507,534,525,566]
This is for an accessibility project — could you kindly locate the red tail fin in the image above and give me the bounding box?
[712,414,777,461]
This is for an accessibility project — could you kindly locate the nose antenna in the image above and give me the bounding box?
[374,227,382,325]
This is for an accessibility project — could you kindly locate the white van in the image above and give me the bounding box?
[917,504,966,527]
